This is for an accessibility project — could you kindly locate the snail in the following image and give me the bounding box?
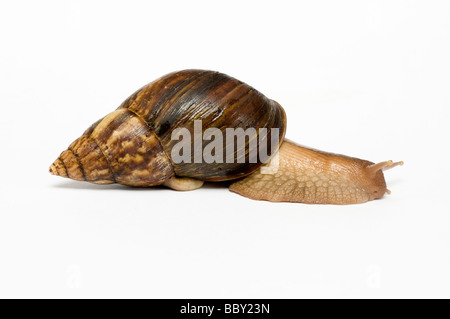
[50,69,403,205]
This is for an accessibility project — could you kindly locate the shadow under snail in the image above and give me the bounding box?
[50,69,403,205]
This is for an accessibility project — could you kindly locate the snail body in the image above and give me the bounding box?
[50,70,402,205]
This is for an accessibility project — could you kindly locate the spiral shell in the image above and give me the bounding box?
[50,70,287,186]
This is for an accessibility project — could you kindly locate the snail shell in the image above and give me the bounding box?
[50,70,286,187]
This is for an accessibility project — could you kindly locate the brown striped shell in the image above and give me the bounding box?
[50,70,287,187]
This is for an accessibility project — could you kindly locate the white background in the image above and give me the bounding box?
[1,0,449,298]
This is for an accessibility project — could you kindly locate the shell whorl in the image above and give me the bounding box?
[118,69,286,181]
[50,109,174,186]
